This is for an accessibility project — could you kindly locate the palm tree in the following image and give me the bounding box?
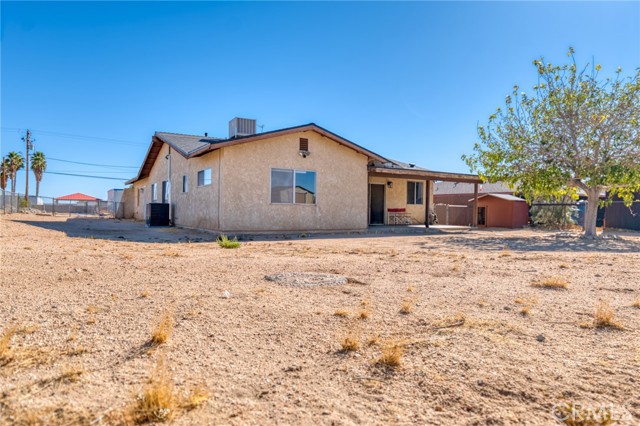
[30,151,47,199]
[7,151,24,194]
[0,157,8,191]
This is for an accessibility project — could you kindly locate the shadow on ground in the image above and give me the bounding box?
[418,230,640,253]
[12,217,217,244]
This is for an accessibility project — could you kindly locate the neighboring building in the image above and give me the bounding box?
[126,118,482,233]
[473,194,529,228]
[55,193,101,202]
[433,181,515,226]
[107,189,124,204]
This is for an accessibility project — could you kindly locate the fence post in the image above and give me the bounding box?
[53,199,56,216]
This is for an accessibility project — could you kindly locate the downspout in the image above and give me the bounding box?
[217,149,222,230]
[166,147,172,225]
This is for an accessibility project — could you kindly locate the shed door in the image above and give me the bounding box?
[478,207,486,226]
[370,184,385,225]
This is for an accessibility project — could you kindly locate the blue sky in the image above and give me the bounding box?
[2,1,639,199]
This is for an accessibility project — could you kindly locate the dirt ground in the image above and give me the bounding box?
[1,214,639,426]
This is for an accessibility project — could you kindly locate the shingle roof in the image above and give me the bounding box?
[434,181,514,195]
[471,193,526,202]
[154,132,223,156]
[126,123,390,184]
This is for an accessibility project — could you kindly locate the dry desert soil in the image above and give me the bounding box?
[1,214,639,425]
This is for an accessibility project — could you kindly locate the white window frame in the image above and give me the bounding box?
[407,181,424,205]
[197,168,212,187]
[270,168,317,205]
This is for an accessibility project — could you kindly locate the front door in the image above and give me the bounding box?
[370,184,385,225]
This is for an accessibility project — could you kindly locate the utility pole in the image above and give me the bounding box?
[22,130,33,208]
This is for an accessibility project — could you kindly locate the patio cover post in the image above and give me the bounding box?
[425,179,430,228]
[472,183,479,227]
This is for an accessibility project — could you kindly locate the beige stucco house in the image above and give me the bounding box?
[126,118,481,233]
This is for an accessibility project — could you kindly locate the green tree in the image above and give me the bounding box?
[30,151,47,199]
[6,151,25,194]
[463,49,640,237]
[0,157,8,191]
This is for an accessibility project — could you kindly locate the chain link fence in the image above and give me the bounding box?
[0,190,124,218]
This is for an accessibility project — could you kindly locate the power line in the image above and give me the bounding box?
[47,170,136,174]
[1,127,147,147]
[44,171,129,181]
[47,157,139,169]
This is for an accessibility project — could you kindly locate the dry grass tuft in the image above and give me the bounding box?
[162,249,182,257]
[366,334,380,346]
[86,305,101,314]
[592,300,624,330]
[184,386,210,410]
[356,309,370,320]
[498,250,512,258]
[559,263,569,269]
[59,363,85,382]
[129,357,177,423]
[341,335,360,352]
[632,299,640,309]
[520,306,531,316]
[0,324,18,362]
[406,286,415,293]
[531,277,569,290]
[334,309,349,318]
[151,311,175,345]
[18,323,39,335]
[375,339,405,368]
[432,313,467,329]
[552,400,616,425]
[140,288,151,298]
[400,298,416,315]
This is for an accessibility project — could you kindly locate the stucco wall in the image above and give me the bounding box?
[367,176,432,224]
[132,144,220,230]
[219,131,369,232]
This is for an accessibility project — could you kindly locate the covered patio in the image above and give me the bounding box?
[367,160,483,228]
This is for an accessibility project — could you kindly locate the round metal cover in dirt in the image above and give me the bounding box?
[264,272,347,287]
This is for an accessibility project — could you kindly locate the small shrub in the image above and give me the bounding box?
[593,300,624,330]
[216,235,240,249]
[334,309,349,318]
[151,311,175,345]
[531,277,568,290]
[376,340,405,367]
[520,306,531,316]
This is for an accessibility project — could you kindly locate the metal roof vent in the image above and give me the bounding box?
[409,163,415,168]
[229,117,257,138]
